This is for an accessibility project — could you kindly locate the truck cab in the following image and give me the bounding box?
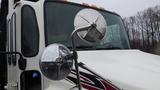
[1,0,160,90]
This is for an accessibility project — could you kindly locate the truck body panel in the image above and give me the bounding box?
[0,0,160,90]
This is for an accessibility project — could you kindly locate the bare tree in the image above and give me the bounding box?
[123,5,160,53]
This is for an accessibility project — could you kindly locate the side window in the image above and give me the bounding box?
[7,20,11,65]
[20,71,42,90]
[7,20,11,52]
[10,14,16,52]
[21,6,39,57]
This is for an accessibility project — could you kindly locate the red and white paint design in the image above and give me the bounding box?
[67,70,120,90]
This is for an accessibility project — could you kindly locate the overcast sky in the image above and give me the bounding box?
[71,0,160,18]
[0,0,159,17]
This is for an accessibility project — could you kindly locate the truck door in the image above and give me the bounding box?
[20,5,42,90]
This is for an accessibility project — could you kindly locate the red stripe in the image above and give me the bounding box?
[101,80,117,90]
[82,83,101,90]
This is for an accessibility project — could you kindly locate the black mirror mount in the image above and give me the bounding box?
[71,33,82,90]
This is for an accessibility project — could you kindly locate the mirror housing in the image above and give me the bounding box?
[39,44,73,80]
[74,8,107,44]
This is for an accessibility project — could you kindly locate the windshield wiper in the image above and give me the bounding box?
[95,47,121,50]
[68,46,121,50]
[76,46,94,50]
[68,46,94,50]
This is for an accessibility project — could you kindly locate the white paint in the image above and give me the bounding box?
[78,50,160,90]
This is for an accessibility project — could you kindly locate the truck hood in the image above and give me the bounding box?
[78,50,160,90]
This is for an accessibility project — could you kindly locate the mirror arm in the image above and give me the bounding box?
[0,51,26,70]
[71,33,82,90]
[72,25,92,36]
[70,25,93,90]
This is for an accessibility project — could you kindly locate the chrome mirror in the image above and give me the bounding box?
[74,8,107,44]
[39,44,73,80]
[69,9,107,90]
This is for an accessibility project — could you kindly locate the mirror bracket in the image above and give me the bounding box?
[71,34,82,90]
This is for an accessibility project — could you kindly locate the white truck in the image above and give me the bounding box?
[0,0,160,90]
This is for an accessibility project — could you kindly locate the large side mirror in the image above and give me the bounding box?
[39,44,73,80]
[74,8,107,44]
[69,9,107,90]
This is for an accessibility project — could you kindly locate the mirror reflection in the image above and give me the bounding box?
[39,44,73,80]
[74,9,107,44]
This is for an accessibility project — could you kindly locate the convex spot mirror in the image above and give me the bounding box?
[39,44,73,80]
[74,8,107,44]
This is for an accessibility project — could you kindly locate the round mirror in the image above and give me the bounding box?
[74,8,107,44]
[39,44,73,80]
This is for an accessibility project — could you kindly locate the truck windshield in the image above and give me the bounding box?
[44,2,130,50]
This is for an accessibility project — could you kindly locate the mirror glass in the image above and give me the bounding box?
[39,44,73,80]
[74,8,107,44]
